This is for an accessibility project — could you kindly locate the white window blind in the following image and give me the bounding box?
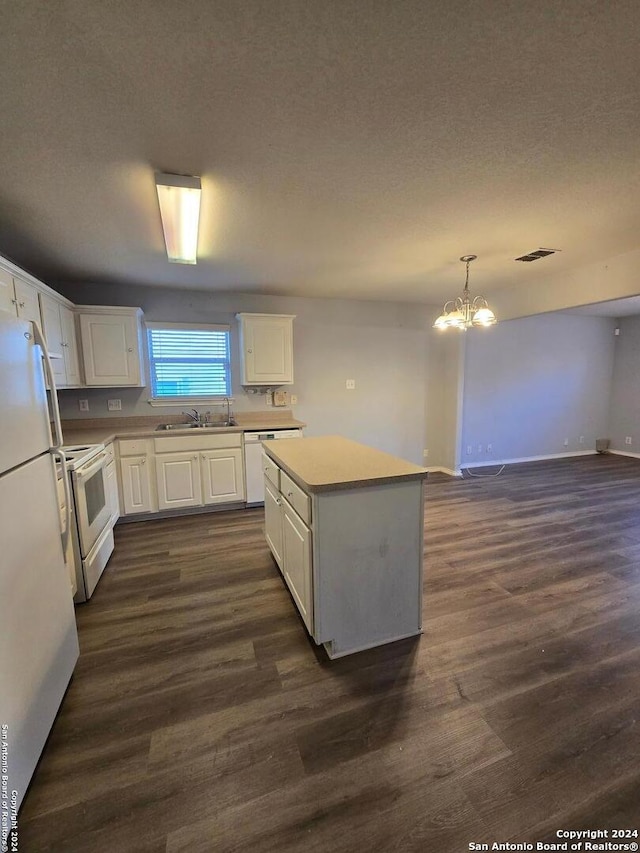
[147,324,231,399]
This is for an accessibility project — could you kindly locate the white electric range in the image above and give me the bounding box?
[62,443,115,602]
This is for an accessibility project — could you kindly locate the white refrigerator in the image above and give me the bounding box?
[0,312,79,831]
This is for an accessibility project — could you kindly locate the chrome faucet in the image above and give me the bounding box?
[182,408,201,425]
[224,397,231,424]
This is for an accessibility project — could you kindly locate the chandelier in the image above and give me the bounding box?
[433,255,497,330]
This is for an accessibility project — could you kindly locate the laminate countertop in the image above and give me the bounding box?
[262,435,428,493]
[61,414,306,448]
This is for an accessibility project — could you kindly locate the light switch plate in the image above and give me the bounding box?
[78,399,89,412]
[346,379,356,390]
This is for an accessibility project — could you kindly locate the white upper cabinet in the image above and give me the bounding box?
[236,313,295,385]
[0,257,80,387]
[60,305,81,386]
[39,294,82,387]
[0,267,13,315]
[13,278,42,326]
[78,306,145,387]
[0,268,42,326]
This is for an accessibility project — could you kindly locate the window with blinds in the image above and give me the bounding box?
[147,324,231,399]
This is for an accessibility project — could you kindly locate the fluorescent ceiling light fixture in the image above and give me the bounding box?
[433,255,497,331]
[155,172,201,264]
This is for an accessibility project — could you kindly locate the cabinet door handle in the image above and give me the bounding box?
[11,298,17,305]
[193,455,198,460]
[276,498,281,506]
[127,347,133,352]
[141,458,146,465]
[18,301,25,308]
[287,491,293,497]
[247,349,253,353]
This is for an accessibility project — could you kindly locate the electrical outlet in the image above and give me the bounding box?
[423,449,429,460]
[346,379,356,390]
[466,445,472,455]
[107,399,121,411]
[486,443,492,453]
[265,392,273,406]
[477,444,483,454]
[625,436,632,445]
[290,394,298,405]
[579,435,584,444]
[563,437,569,447]
[78,399,89,412]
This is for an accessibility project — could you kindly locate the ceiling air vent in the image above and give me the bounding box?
[515,248,560,262]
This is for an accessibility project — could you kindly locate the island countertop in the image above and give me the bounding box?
[262,435,428,493]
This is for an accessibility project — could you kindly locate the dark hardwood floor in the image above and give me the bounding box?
[16,454,640,851]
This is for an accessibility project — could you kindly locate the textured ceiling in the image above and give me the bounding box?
[1,0,640,305]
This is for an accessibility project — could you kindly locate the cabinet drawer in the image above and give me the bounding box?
[262,453,280,490]
[154,433,242,453]
[119,439,150,457]
[280,471,311,525]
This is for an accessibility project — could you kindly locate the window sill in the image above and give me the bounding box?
[147,397,235,407]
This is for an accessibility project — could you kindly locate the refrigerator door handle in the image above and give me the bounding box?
[52,450,72,558]
[32,321,64,449]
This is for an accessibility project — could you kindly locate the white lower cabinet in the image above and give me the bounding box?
[201,448,245,505]
[264,458,314,635]
[115,432,245,518]
[156,452,202,510]
[262,446,424,659]
[153,434,244,512]
[264,478,284,569]
[282,500,313,634]
[118,440,158,515]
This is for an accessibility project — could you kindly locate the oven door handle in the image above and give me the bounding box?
[76,452,108,482]
[52,450,72,559]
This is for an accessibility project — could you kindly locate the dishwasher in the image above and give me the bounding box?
[244,429,303,504]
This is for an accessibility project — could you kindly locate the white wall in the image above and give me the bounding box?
[461,313,616,466]
[608,315,640,454]
[425,331,466,473]
[58,282,434,465]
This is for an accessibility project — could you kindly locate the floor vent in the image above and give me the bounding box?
[514,248,560,262]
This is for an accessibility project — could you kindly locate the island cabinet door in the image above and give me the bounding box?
[200,449,245,505]
[264,478,284,571]
[282,501,313,635]
[156,452,202,510]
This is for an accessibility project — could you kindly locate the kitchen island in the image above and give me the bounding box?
[262,435,427,658]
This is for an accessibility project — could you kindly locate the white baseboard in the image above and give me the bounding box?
[428,450,606,478]
[609,449,640,460]
[462,450,596,470]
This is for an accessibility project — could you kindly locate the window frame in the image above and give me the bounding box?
[146,321,232,405]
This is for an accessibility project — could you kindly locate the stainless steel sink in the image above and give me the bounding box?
[155,423,200,431]
[155,420,237,431]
